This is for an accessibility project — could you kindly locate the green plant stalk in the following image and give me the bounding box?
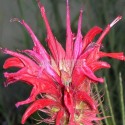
[104,79,116,125]
[94,85,108,125]
[119,73,125,125]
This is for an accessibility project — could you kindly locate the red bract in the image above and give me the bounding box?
[2,0,125,124]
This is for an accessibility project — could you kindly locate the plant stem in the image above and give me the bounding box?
[94,85,107,125]
[104,79,116,125]
[119,73,125,125]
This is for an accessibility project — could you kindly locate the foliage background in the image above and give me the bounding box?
[0,0,125,125]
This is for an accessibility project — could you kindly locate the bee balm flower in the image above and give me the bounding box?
[2,0,124,124]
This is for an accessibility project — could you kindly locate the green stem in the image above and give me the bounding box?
[119,73,125,125]
[95,85,108,125]
[104,79,116,125]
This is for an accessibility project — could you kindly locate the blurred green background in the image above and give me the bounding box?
[0,0,125,125]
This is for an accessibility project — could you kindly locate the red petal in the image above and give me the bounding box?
[37,0,65,62]
[20,20,50,62]
[21,76,60,97]
[4,68,28,86]
[15,78,60,108]
[23,49,62,85]
[75,91,96,110]
[82,61,104,83]
[3,57,24,69]
[82,26,102,50]
[55,38,65,62]
[21,99,57,124]
[4,51,51,82]
[64,87,74,113]
[23,49,45,65]
[64,87,74,123]
[45,65,63,86]
[72,67,86,88]
[79,46,95,60]
[56,109,64,125]
[89,61,111,71]
[96,17,122,48]
[96,25,110,45]
[65,0,73,59]
[3,49,39,74]
[99,51,125,60]
[5,70,60,97]
[85,46,100,64]
[15,86,37,108]
[73,10,83,59]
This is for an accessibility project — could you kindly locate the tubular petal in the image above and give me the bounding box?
[55,38,65,61]
[82,26,102,50]
[64,87,75,123]
[89,61,111,71]
[21,99,57,124]
[15,79,59,107]
[3,57,24,69]
[75,91,96,110]
[37,0,65,63]
[82,62,104,83]
[23,49,46,65]
[65,0,73,59]
[46,66,63,86]
[6,71,60,96]
[85,46,100,63]
[96,16,122,46]
[56,109,64,125]
[37,0,57,60]
[3,49,39,73]
[23,49,61,84]
[15,87,37,108]
[99,52,125,60]
[4,68,28,86]
[73,10,83,60]
[79,46,95,60]
[19,20,50,62]
[72,67,86,88]
[96,25,110,46]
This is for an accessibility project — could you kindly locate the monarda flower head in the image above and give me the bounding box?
[2,0,125,124]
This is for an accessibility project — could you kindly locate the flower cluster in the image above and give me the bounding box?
[2,0,124,125]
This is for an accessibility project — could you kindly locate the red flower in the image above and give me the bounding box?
[2,0,124,124]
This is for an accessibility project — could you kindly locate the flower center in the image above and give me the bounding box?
[61,70,71,86]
